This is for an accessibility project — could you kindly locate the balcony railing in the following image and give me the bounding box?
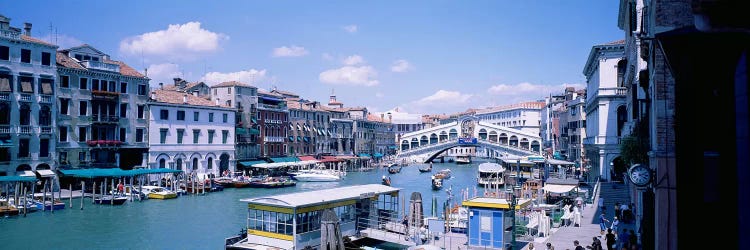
[0,93,9,101]
[91,90,120,100]
[92,115,120,123]
[0,30,20,40]
[263,136,285,143]
[0,125,10,133]
[40,126,52,134]
[19,94,32,102]
[265,119,283,124]
[19,126,33,134]
[86,140,123,147]
[39,95,52,103]
[82,60,120,73]
[258,103,286,111]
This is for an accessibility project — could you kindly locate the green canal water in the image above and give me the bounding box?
[0,161,495,249]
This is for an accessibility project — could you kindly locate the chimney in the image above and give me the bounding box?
[159,82,163,90]
[183,94,188,104]
[215,98,220,105]
[23,22,31,36]
[150,92,155,100]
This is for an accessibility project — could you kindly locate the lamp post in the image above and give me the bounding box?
[509,158,522,249]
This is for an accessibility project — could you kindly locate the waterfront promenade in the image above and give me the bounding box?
[525,181,636,250]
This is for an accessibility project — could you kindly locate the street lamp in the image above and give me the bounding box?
[509,159,522,249]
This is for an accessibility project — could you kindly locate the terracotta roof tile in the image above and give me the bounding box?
[56,52,85,69]
[104,59,145,78]
[151,90,220,107]
[21,35,56,47]
[604,39,625,45]
[213,81,251,88]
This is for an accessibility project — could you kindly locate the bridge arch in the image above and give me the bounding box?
[420,135,429,146]
[499,133,508,145]
[439,131,448,142]
[509,135,518,147]
[478,129,487,140]
[410,138,419,149]
[531,140,541,152]
[429,133,438,144]
[401,140,409,151]
[488,131,498,142]
[448,129,458,140]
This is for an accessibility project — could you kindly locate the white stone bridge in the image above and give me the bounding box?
[397,116,542,163]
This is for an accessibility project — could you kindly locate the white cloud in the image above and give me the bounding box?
[487,82,585,100]
[147,63,182,87]
[272,45,308,57]
[342,55,365,65]
[322,53,334,61]
[342,25,358,33]
[404,90,473,113]
[201,69,267,85]
[119,22,227,61]
[319,66,379,86]
[375,92,384,98]
[390,59,413,73]
[41,34,83,50]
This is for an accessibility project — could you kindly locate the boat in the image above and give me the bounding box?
[33,199,66,210]
[212,176,234,187]
[8,197,38,213]
[95,195,128,205]
[381,175,391,186]
[455,155,471,165]
[418,164,432,173]
[0,200,20,215]
[431,176,443,190]
[446,205,468,233]
[248,176,296,188]
[140,186,178,199]
[388,164,402,174]
[434,169,452,179]
[290,169,342,182]
[477,162,506,187]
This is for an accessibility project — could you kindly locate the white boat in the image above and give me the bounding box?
[290,169,342,182]
[8,197,38,212]
[434,169,452,179]
[139,186,177,199]
[446,205,468,233]
[455,155,471,164]
[477,162,505,187]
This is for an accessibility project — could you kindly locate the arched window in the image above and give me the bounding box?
[19,104,30,125]
[159,158,166,168]
[207,157,213,169]
[176,158,182,170]
[192,158,198,170]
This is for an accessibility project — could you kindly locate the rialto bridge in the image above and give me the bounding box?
[397,116,542,163]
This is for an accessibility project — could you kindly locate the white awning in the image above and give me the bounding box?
[17,170,36,177]
[542,184,577,194]
[35,170,57,177]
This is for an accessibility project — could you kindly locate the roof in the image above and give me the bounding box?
[212,81,252,88]
[20,35,56,47]
[56,52,85,69]
[55,51,146,78]
[241,184,399,208]
[462,197,533,210]
[546,159,576,165]
[542,184,578,194]
[151,90,220,107]
[604,39,626,45]
[544,178,580,185]
[366,113,387,123]
[108,59,145,77]
[478,162,505,173]
[271,89,299,98]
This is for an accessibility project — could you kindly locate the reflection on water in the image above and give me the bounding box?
[0,161,493,249]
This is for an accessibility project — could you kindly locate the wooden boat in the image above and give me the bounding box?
[95,195,128,205]
[388,164,402,174]
[0,201,20,216]
[418,164,432,173]
[434,169,452,179]
[431,176,443,190]
[212,177,234,187]
[381,176,392,186]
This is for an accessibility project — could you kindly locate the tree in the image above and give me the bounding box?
[619,118,649,165]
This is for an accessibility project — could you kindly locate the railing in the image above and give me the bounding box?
[263,136,284,143]
[19,94,32,102]
[39,95,52,103]
[0,93,9,101]
[265,119,283,124]
[0,30,20,40]
[19,126,33,134]
[92,115,120,123]
[82,60,120,72]
[40,126,52,134]
[257,103,285,110]
[91,90,120,100]
[0,125,10,133]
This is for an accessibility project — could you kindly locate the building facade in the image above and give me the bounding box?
[148,90,235,176]
[474,102,544,135]
[559,89,587,165]
[540,93,566,157]
[582,40,628,182]
[257,90,288,157]
[0,16,58,175]
[210,81,260,165]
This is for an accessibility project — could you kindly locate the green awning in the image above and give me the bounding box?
[249,128,260,135]
[270,157,299,163]
[239,160,268,167]
[317,129,323,136]
[0,176,37,182]
[236,128,247,135]
[0,138,12,148]
[358,153,371,158]
[288,136,294,142]
[251,118,257,124]
[373,153,384,158]
[297,136,302,142]
[327,130,331,136]
[303,137,310,143]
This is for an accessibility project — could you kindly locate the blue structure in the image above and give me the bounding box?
[462,197,533,249]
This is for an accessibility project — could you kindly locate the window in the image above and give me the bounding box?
[207,157,213,169]
[60,75,69,88]
[79,152,86,162]
[0,46,8,60]
[20,49,30,63]
[137,84,147,95]
[38,105,51,126]
[193,112,199,121]
[120,82,127,93]
[136,128,144,143]
[92,79,99,91]
[208,130,215,144]
[41,52,51,66]
[177,110,185,121]
[571,107,577,116]
[177,129,185,144]
[78,127,87,142]
[80,77,88,90]
[222,130,229,144]
[160,109,169,120]
[39,139,49,158]
[60,98,69,115]
[59,152,67,164]
[214,89,217,95]
[109,81,116,92]
[160,128,168,144]
[59,126,68,142]
[18,139,30,158]
[137,105,145,119]
[223,113,228,123]
[209,113,214,122]
[79,101,88,116]
[228,88,231,94]
[119,128,126,142]
[193,129,200,144]
[120,104,128,118]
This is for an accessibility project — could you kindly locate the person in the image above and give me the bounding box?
[528,243,535,250]
[599,213,610,234]
[586,237,603,250]
[620,203,630,223]
[401,215,409,232]
[117,181,124,195]
[614,202,621,219]
[610,216,620,236]
[598,197,605,213]
[546,242,555,250]
[574,240,585,250]
[619,228,630,250]
[605,228,616,250]
[576,196,584,212]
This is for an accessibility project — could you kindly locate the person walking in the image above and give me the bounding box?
[599,213,610,235]
[605,228,616,250]
[598,197,606,213]
[573,240,585,250]
[610,216,620,237]
[629,229,638,250]
[586,237,603,250]
[546,242,555,250]
[619,228,630,250]
[614,202,621,220]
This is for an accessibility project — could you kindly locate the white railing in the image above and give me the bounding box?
[19,126,33,134]
[0,125,10,133]
[40,126,52,134]
[19,94,32,102]
[0,30,20,40]
[82,60,120,72]
[0,93,9,101]
[39,95,52,103]
[263,136,285,143]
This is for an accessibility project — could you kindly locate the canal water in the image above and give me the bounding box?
[0,160,496,249]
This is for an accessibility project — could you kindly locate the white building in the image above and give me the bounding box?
[148,90,236,176]
[582,40,628,182]
[0,16,58,176]
[474,101,544,135]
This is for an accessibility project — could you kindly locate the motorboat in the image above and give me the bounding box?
[33,199,66,210]
[8,197,38,213]
[248,176,296,188]
[95,194,128,205]
[455,155,471,165]
[431,176,443,190]
[140,186,177,199]
[434,169,452,179]
[388,164,402,174]
[477,162,506,187]
[212,176,234,187]
[290,169,342,182]
[446,205,468,233]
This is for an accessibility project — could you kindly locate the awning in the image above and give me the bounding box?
[239,160,268,167]
[259,96,283,102]
[289,124,294,130]
[270,157,299,163]
[236,128,247,135]
[319,156,343,163]
[358,153,371,158]
[17,171,36,177]
[251,118,257,124]
[249,128,260,135]
[0,176,37,182]
[297,136,302,142]
[0,138,12,148]
[318,129,323,136]
[35,170,57,177]
[546,159,576,165]
[373,153,384,158]
[542,184,577,194]
[303,137,309,143]
[298,156,317,161]
[288,136,294,142]
[296,124,301,131]
[326,130,331,136]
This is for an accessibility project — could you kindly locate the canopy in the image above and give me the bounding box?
[35,169,57,177]
[0,176,37,182]
[0,138,12,148]
[270,157,299,163]
[373,153,384,158]
[249,128,260,135]
[239,160,268,167]
[236,128,247,135]
[542,184,577,194]
[297,156,317,161]
[546,159,576,165]
[16,170,36,177]
[59,168,182,178]
[358,153,371,158]
[478,162,505,173]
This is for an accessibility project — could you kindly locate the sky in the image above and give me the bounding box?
[2,1,623,115]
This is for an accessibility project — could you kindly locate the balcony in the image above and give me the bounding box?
[265,119,283,124]
[40,126,52,134]
[0,29,20,40]
[39,95,52,103]
[82,60,120,73]
[258,103,286,111]
[91,90,120,101]
[263,136,285,143]
[19,126,33,134]
[0,93,9,101]
[237,135,256,144]
[19,94,32,102]
[92,115,120,124]
[0,125,10,133]
[86,140,123,148]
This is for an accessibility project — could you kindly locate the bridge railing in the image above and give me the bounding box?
[398,139,540,158]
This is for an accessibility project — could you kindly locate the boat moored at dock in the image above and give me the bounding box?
[477,162,505,187]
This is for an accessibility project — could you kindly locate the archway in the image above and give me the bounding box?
[488,131,498,143]
[478,129,487,140]
[429,133,438,144]
[509,135,518,147]
[159,158,166,168]
[499,133,508,145]
[420,135,428,146]
[219,153,230,174]
[520,138,529,149]
[176,158,183,170]
[192,158,199,171]
[531,140,541,152]
[439,131,448,142]
[410,138,419,149]
[611,156,628,182]
[401,140,410,151]
[448,129,458,140]
[36,163,51,170]
[207,157,214,170]
[16,164,32,171]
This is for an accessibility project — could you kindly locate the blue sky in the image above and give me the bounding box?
[2,0,623,114]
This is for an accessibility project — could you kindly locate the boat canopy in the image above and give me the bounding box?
[59,168,182,178]
[270,157,300,163]
[241,184,400,208]
[16,170,36,177]
[35,169,56,177]
[238,160,268,167]
[0,176,37,182]
[478,163,505,173]
[542,184,577,194]
[498,157,535,166]
[546,158,577,165]
[462,197,533,210]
